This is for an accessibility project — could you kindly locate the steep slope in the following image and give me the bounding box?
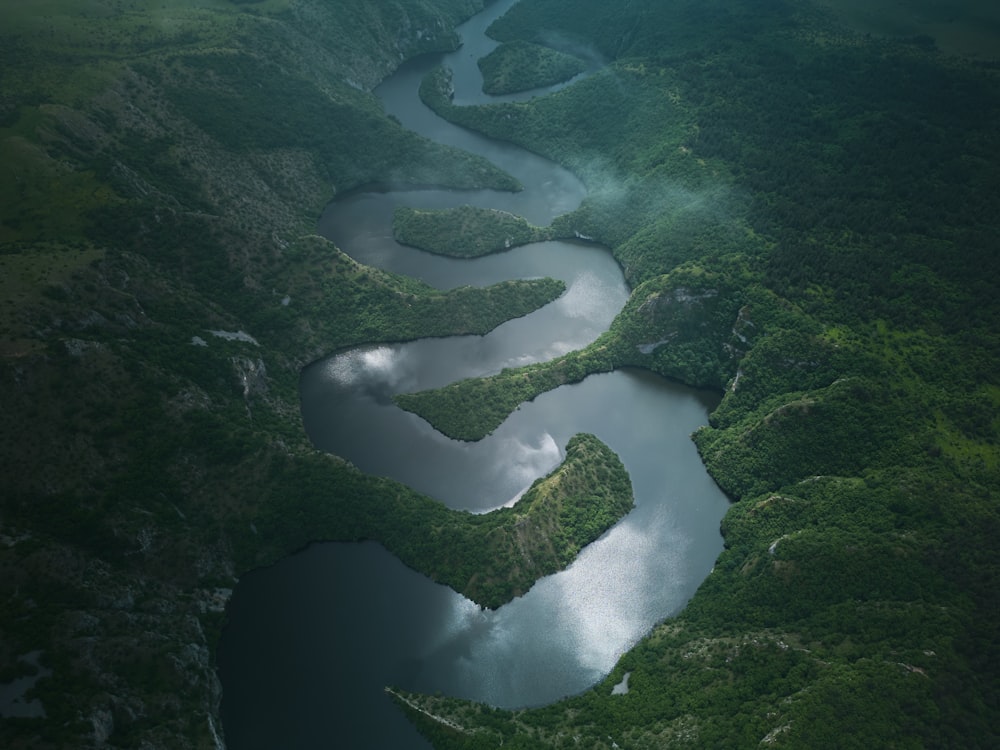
[389,0,1000,746]
[0,1,633,747]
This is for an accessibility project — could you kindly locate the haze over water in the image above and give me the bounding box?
[218,2,731,747]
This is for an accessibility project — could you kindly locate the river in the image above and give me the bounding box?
[218,1,731,747]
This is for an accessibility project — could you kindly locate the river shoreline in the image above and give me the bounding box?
[219,2,729,747]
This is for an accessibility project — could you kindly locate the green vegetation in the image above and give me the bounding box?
[395,263,752,439]
[388,0,1000,746]
[3,0,1000,747]
[262,234,566,351]
[0,0,633,747]
[226,432,632,612]
[420,62,763,286]
[478,40,587,95]
[402,432,633,609]
[393,204,554,257]
[395,332,619,439]
[159,52,520,195]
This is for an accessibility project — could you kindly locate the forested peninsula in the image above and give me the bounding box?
[2,0,999,749]
[0,0,626,745]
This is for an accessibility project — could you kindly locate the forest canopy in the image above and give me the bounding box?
[393,0,1000,746]
[1,0,998,748]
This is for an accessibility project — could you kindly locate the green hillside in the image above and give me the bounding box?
[393,0,1000,747]
[2,0,999,748]
[0,1,629,746]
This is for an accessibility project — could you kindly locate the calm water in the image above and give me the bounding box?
[218,2,730,748]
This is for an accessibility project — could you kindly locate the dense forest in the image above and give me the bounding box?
[0,0,631,746]
[1,0,998,748]
[392,0,1000,747]
[477,40,587,95]
[393,204,554,257]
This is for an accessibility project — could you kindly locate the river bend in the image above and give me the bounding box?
[219,2,730,747]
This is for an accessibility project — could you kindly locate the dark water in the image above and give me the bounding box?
[218,1,730,748]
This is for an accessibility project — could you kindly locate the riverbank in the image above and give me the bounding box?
[0,1,638,746]
[384,0,1000,746]
[2,0,998,747]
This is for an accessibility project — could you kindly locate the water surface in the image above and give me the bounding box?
[219,2,730,747]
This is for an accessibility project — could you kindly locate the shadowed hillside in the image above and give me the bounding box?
[2,0,999,748]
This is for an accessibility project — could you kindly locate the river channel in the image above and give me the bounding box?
[218,1,731,747]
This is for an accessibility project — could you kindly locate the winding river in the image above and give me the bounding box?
[218,1,731,747]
